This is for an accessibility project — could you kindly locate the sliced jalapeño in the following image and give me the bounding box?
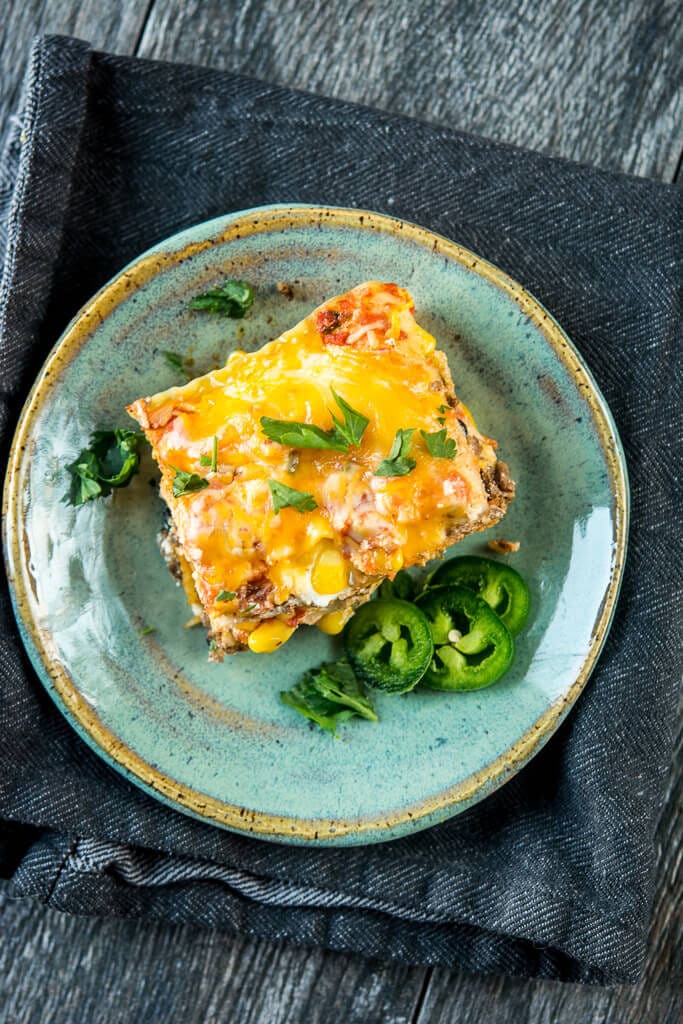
[344,598,433,694]
[416,585,514,691]
[427,555,530,636]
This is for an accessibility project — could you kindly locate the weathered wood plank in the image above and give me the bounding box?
[136,0,683,180]
[0,0,152,158]
[415,722,683,1024]
[0,888,427,1024]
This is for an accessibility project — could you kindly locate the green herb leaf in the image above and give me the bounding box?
[172,468,210,498]
[280,660,377,735]
[328,389,369,447]
[375,428,416,477]
[139,626,155,636]
[66,429,144,506]
[216,590,236,602]
[69,473,104,506]
[268,479,318,514]
[188,280,254,318]
[377,569,416,602]
[421,428,457,459]
[260,418,348,452]
[261,390,368,453]
[199,437,218,471]
[164,350,185,373]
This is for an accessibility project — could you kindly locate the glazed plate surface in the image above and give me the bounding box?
[3,205,628,845]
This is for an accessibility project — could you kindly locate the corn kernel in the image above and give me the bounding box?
[389,549,404,572]
[247,619,295,654]
[317,608,354,635]
[311,546,349,595]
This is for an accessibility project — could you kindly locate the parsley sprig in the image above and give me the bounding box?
[268,479,317,514]
[260,389,368,453]
[188,280,254,318]
[66,429,144,506]
[421,428,457,459]
[200,436,219,472]
[280,660,377,735]
[375,428,416,477]
[164,351,186,373]
[172,468,209,498]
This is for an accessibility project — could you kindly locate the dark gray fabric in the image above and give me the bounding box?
[0,35,681,984]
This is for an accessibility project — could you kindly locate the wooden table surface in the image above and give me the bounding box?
[1,2,681,1022]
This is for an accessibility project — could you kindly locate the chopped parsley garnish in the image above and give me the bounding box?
[200,437,218,471]
[172,468,209,497]
[260,390,368,453]
[328,389,369,447]
[375,428,416,477]
[188,280,254,318]
[164,350,185,373]
[139,626,155,636]
[280,660,377,736]
[66,429,144,506]
[421,428,457,459]
[216,590,236,602]
[268,479,318,514]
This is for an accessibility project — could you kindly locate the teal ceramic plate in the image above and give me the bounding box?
[3,205,628,845]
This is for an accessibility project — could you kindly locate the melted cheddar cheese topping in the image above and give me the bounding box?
[127,281,503,651]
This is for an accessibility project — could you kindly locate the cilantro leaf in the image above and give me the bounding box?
[66,429,144,506]
[188,280,254,318]
[421,428,457,459]
[164,350,185,373]
[172,468,209,497]
[260,418,349,451]
[377,569,416,601]
[280,661,377,735]
[375,428,416,477]
[268,479,317,514]
[216,590,236,602]
[200,436,219,471]
[329,389,369,447]
[261,390,368,453]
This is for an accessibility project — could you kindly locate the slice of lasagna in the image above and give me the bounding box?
[127,281,514,658]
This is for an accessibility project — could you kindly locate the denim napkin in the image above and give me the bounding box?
[1,35,680,983]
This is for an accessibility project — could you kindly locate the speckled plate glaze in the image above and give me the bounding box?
[3,205,628,845]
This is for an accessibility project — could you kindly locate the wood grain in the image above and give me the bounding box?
[136,0,683,180]
[416,720,683,1024]
[0,0,152,159]
[0,0,681,1022]
[0,891,428,1024]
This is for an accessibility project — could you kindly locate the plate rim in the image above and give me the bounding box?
[2,203,629,845]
